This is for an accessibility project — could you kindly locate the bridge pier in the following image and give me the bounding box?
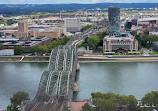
[76,63,80,71]
[74,82,78,92]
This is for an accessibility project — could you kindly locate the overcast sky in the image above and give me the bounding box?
[0,0,157,4]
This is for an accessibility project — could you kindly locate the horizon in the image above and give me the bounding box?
[0,0,158,4]
[1,2,158,4]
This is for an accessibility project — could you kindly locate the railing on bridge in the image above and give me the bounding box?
[38,45,76,98]
[25,45,77,111]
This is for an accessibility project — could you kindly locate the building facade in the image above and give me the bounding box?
[18,21,28,32]
[65,18,81,33]
[17,21,29,41]
[2,37,51,52]
[103,33,138,52]
[0,49,14,56]
[108,6,120,35]
[33,30,61,38]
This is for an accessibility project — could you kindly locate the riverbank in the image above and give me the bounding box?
[78,55,158,63]
[0,55,158,63]
[0,56,49,62]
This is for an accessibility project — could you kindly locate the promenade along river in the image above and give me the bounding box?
[0,62,158,109]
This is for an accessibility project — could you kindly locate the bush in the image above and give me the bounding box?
[14,46,25,55]
[82,103,94,111]
[149,51,158,55]
[103,53,115,55]
[91,92,137,111]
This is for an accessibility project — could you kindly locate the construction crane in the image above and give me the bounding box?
[141,13,158,36]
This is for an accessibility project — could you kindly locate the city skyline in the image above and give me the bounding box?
[0,0,158,4]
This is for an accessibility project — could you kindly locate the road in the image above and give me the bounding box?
[67,20,107,46]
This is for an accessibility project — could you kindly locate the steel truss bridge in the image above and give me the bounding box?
[25,45,77,111]
[25,20,106,111]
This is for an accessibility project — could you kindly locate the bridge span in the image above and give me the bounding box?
[24,20,106,111]
[25,45,78,111]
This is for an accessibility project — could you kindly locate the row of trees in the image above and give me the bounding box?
[81,25,92,32]
[131,30,158,49]
[79,31,108,52]
[6,91,158,111]
[82,91,158,111]
[91,92,137,111]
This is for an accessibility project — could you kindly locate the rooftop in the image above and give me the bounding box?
[104,33,134,40]
[3,41,40,47]
[68,100,91,111]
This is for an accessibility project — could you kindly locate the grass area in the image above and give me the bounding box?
[0,57,21,61]
[149,51,158,55]
[103,52,141,55]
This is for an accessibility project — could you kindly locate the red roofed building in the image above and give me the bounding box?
[68,99,91,111]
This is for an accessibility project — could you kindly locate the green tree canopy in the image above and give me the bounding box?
[91,92,137,111]
[81,25,92,32]
[10,91,29,105]
[79,31,108,52]
[142,91,158,106]
[29,46,49,55]
[0,43,4,50]
[82,103,94,111]
[7,91,29,111]
[87,35,100,50]
[14,46,25,55]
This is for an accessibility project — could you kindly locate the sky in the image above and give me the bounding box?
[0,0,157,4]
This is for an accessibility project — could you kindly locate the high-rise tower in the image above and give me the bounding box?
[108,6,120,35]
[17,20,29,41]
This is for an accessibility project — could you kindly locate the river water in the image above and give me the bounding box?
[0,62,158,109]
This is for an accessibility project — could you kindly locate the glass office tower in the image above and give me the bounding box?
[108,6,120,35]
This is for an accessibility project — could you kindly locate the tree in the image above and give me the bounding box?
[82,103,94,111]
[97,32,108,47]
[98,46,103,53]
[91,92,137,111]
[142,91,158,106]
[127,95,137,111]
[144,30,149,36]
[29,46,49,55]
[14,46,25,55]
[78,31,108,52]
[81,25,92,32]
[10,91,29,105]
[29,46,39,54]
[0,43,4,50]
[131,31,137,37]
[7,105,18,111]
[7,91,29,111]
[87,35,100,50]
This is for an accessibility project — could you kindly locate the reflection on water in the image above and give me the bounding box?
[0,62,158,109]
[73,62,158,101]
[0,63,48,109]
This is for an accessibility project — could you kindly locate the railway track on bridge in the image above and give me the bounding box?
[25,45,77,111]
[25,21,106,111]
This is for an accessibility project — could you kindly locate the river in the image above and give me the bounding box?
[0,62,158,109]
